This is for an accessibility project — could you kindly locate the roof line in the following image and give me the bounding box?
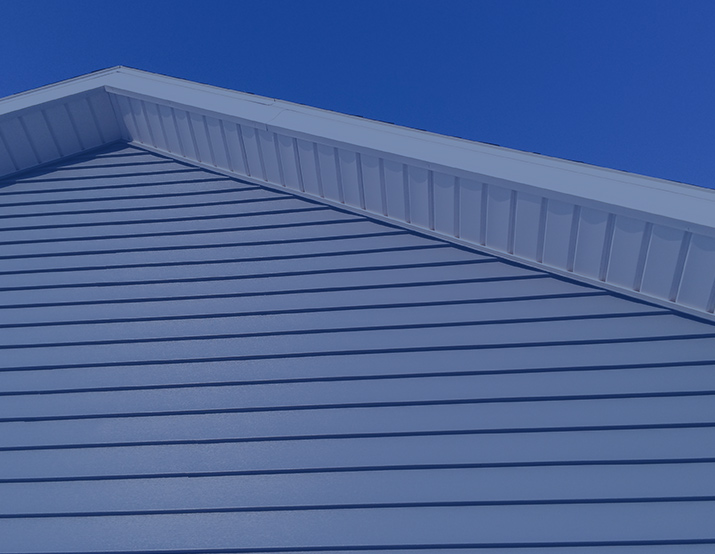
[1,68,714,321]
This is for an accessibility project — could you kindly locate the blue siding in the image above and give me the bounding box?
[1,144,714,552]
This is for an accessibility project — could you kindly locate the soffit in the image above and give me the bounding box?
[1,67,714,321]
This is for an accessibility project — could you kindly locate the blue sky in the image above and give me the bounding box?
[2,0,713,188]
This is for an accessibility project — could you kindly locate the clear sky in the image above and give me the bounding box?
[2,0,713,188]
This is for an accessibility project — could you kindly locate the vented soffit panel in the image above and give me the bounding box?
[1,66,714,321]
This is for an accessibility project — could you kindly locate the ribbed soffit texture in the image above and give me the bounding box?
[1,66,714,320]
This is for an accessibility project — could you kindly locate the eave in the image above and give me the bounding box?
[2,66,714,321]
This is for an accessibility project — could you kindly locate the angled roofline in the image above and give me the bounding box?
[2,67,715,321]
[0,66,120,115]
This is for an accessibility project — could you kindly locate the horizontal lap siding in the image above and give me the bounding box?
[0,296,658,347]
[4,427,715,481]
[0,280,601,330]
[2,506,715,553]
[1,145,715,553]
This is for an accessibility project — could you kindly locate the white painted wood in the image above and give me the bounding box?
[607,216,648,289]
[173,108,198,159]
[360,153,383,214]
[457,177,484,243]
[257,128,281,184]
[485,185,512,252]
[205,116,230,170]
[382,158,407,221]
[1,117,37,170]
[316,143,341,201]
[127,97,153,146]
[296,139,320,196]
[275,134,301,190]
[406,165,430,228]
[37,71,715,318]
[542,199,575,270]
[155,104,179,154]
[678,234,715,312]
[187,112,211,164]
[640,225,685,300]
[573,207,610,279]
[111,95,138,144]
[432,171,457,236]
[87,91,122,142]
[0,130,17,174]
[65,96,103,149]
[221,121,247,174]
[19,111,60,163]
[513,191,542,261]
[3,69,714,223]
[239,124,264,181]
[142,101,168,152]
[337,148,360,207]
[80,70,713,233]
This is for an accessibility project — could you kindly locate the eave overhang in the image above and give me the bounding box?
[2,66,714,321]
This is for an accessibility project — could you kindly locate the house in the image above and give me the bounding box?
[0,67,714,552]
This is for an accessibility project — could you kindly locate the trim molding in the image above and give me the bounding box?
[2,67,714,321]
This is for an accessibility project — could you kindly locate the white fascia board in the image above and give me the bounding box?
[99,67,715,233]
[0,67,121,117]
[4,66,713,231]
[269,110,715,234]
[3,67,715,320]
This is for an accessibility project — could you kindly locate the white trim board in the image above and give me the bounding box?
[2,66,715,321]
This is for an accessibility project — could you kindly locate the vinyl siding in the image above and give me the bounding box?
[1,144,714,553]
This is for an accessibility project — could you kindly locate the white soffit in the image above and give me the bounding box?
[2,66,714,321]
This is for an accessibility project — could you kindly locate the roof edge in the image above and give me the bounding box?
[2,67,714,321]
[3,67,714,227]
[105,68,715,231]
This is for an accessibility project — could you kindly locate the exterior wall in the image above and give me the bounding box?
[1,146,715,552]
